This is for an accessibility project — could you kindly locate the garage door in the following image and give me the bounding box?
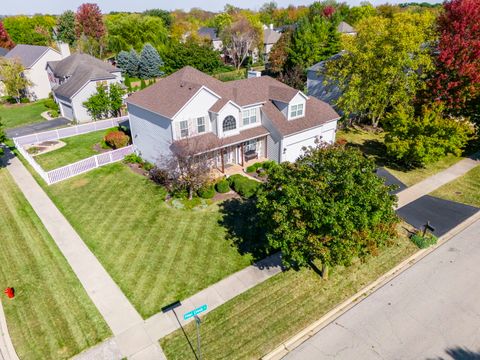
[60,102,74,120]
[283,136,318,163]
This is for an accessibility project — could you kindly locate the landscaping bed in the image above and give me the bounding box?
[161,224,417,360]
[34,162,254,318]
[337,126,464,186]
[0,168,110,359]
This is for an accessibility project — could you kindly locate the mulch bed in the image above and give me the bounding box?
[212,191,241,202]
[92,143,114,154]
[126,162,149,176]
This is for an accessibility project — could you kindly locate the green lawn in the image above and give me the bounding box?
[161,226,417,360]
[0,100,50,129]
[38,163,253,318]
[0,167,110,359]
[35,129,113,171]
[337,126,464,186]
[430,165,480,207]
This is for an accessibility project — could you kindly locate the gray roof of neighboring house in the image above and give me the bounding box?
[52,53,119,100]
[337,21,356,34]
[0,48,9,57]
[264,28,282,45]
[198,27,220,41]
[308,52,345,72]
[5,44,56,68]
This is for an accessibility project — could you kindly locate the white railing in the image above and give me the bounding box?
[12,116,134,185]
[14,116,129,146]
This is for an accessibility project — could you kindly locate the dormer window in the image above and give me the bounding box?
[242,109,257,126]
[223,116,236,132]
[290,103,304,118]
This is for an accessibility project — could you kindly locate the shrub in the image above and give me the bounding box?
[215,179,230,193]
[197,184,216,199]
[228,174,261,198]
[104,130,130,149]
[143,161,154,171]
[124,153,143,164]
[149,166,170,185]
[20,98,30,103]
[260,160,276,170]
[410,232,438,249]
[49,109,59,118]
[246,164,259,173]
[44,98,58,110]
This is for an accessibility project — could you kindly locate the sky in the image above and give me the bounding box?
[3,0,442,16]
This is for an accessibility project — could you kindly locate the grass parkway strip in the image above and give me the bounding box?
[0,166,110,359]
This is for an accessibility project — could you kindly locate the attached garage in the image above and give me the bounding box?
[59,101,74,120]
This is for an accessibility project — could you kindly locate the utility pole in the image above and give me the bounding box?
[194,315,202,360]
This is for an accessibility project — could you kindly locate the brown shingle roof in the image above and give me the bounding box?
[262,97,339,136]
[172,125,270,154]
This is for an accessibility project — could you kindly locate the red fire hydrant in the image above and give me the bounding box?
[4,287,14,299]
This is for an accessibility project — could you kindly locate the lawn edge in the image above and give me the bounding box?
[262,210,480,360]
[0,299,19,360]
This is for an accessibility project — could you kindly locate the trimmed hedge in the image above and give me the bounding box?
[410,233,438,249]
[246,160,277,173]
[228,174,261,198]
[198,184,216,199]
[215,179,230,193]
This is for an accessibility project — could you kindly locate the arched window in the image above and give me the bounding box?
[222,116,236,132]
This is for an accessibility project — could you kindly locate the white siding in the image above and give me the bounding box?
[287,92,307,120]
[70,78,121,123]
[26,49,62,100]
[128,103,174,164]
[281,120,338,163]
[266,134,280,162]
[217,102,241,138]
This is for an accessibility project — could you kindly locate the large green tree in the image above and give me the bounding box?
[56,10,76,46]
[257,145,398,277]
[83,84,110,120]
[108,83,126,117]
[105,14,168,53]
[3,15,55,46]
[325,11,436,127]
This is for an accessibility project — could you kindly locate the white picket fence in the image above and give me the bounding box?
[13,117,134,185]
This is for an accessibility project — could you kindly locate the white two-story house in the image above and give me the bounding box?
[126,66,339,171]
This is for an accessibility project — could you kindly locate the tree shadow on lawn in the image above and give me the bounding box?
[218,197,270,262]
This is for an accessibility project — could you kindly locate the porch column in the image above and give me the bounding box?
[220,148,225,173]
[240,143,244,166]
[264,136,267,158]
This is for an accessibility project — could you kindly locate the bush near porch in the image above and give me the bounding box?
[32,162,254,318]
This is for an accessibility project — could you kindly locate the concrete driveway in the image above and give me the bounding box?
[284,219,480,360]
[6,118,71,138]
[397,195,479,236]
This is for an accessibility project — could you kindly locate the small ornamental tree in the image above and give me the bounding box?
[0,21,15,49]
[384,106,475,168]
[104,130,129,149]
[83,84,110,120]
[431,0,480,122]
[0,58,32,103]
[56,10,76,46]
[108,83,125,117]
[138,43,164,79]
[257,144,398,278]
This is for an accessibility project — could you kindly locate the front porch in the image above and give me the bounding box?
[208,136,268,178]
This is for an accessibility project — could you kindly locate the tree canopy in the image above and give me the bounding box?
[3,15,55,46]
[138,43,164,79]
[56,10,76,46]
[0,58,32,103]
[0,21,15,49]
[257,144,398,275]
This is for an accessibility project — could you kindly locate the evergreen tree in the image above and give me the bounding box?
[138,43,164,79]
[124,73,131,90]
[127,49,140,78]
[116,50,130,73]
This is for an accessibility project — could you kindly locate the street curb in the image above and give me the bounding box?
[0,299,20,360]
[261,210,480,360]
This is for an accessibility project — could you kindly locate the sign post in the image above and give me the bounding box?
[194,315,202,360]
[183,305,207,360]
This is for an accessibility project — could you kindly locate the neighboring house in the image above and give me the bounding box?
[126,66,339,171]
[307,53,344,112]
[197,27,224,51]
[337,21,356,36]
[263,24,282,62]
[47,53,122,123]
[4,44,67,100]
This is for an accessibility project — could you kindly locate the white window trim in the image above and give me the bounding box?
[289,103,304,119]
[179,120,189,138]
[242,108,259,127]
[197,116,206,134]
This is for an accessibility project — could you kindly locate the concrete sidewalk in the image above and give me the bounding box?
[0,300,19,360]
[3,149,165,360]
[396,157,479,209]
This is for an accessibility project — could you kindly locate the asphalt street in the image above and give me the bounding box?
[284,219,480,360]
[5,118,70,138]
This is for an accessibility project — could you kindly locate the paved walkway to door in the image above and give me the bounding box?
[3,149,165,360]
[396,157,479,209]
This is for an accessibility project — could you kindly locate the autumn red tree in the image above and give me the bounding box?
[75,3,105,40]
[432,0,480,120]
[0,21,15,49]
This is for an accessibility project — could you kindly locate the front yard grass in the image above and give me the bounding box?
[430,164,480,208]
[0,99,49,129]
[0,167,110,359]
[337,126,464,186]
[38,163,253,318]
[34,128,114,171]
[161,225,417,360]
